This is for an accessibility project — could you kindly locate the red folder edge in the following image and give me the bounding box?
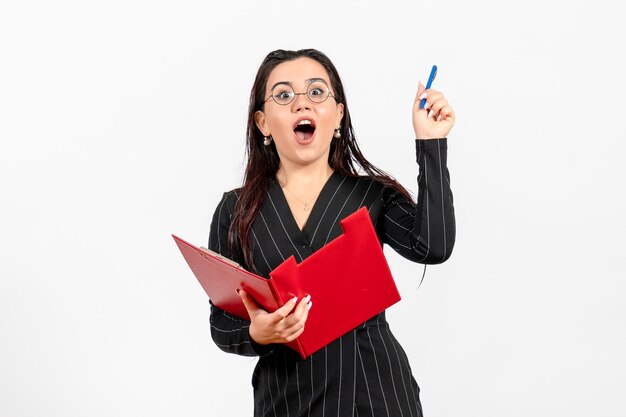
[172,236,283,320]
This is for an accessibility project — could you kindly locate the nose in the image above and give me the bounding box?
[291,92,311,112]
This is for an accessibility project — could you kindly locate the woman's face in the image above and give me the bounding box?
[255,57,344,170]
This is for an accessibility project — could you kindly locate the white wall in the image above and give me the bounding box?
[1,0,624,416]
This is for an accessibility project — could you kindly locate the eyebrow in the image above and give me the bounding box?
[269,77,328,91]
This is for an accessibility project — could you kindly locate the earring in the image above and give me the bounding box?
[333,128,341,139]
[263,136,272,146]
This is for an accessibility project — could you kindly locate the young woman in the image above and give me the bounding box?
[208,49,456,417]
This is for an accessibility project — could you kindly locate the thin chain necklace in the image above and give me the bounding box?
[281,186,321,211]
[278,172,332,211]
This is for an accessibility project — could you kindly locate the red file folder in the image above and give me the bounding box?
[173,207,401,359]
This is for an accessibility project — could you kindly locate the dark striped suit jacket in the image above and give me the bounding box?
[208,139,455,417]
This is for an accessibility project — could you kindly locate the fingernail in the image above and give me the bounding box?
[419,92,427,100]
[304,295,311,303]
[423,101,430,110]
[306,301,313,310]
[291,296,298,303]
[417,80,421,88]
[428,110,433,119]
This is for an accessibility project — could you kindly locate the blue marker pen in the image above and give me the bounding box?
[420,65,438,109]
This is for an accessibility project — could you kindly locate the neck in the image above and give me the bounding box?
[276,160,333,189]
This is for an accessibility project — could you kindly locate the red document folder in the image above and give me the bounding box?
[173,207,401,359]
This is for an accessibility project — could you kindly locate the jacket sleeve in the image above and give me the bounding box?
[207,191,274,357]
[380,138,456,264]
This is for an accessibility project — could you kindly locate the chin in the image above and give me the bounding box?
[288,146,331,166]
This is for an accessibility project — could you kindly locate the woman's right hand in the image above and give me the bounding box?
[239,289,312,345]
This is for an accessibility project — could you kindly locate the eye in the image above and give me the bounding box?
[275,90,293,100]
[307,81,330,101]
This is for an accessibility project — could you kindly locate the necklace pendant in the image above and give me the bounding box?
[304,204,309,211]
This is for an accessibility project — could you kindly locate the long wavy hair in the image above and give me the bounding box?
[229,49,414,271]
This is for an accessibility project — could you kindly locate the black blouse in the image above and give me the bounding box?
[208,138,455,417]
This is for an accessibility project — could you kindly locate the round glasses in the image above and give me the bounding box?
[264,79,336,106]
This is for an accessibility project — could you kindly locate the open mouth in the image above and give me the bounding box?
[293,119,316,142]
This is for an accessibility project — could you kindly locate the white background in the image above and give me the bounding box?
[1,0,625,416]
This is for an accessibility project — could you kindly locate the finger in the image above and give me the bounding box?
[428,98,449,120]
[422,91,443,110]
[239,289,264,316]
[436,105,455,122]
[296,301,311,328]
[280,295,311,328]
[417,81,427,98]
[436,106,449,121]
[293,295,312,319]
[417,88,440,109]
[284,324,306,342]
[283,318,306,340]
[283,296,312,328]
[271,296,299,322]
[414,81,428,107]
[284,305,311,340]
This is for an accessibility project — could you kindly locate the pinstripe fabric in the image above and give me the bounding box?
[208,139,455,416]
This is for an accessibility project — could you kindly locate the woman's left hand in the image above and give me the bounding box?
[412,81,456,140]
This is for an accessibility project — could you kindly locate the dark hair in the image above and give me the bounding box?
[229,48,414,271]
